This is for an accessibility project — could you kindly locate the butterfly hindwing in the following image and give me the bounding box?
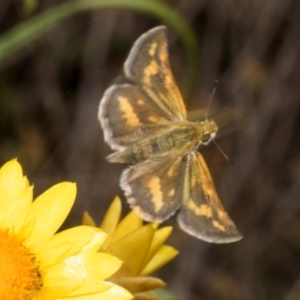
[120,157,185,222]
[124,26,186,121]
[177,152,242,243]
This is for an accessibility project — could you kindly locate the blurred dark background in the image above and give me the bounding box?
[1,0,300,299]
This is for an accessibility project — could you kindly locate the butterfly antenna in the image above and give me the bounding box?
[213,140,234,166]
[205,80,219,120]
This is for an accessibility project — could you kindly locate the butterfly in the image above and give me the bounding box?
[98,26,242,243]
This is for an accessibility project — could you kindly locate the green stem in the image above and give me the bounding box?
[0,0,199,97]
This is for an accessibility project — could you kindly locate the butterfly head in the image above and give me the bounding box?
[199,119,218,145]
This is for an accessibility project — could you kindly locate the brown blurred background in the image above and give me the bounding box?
[1,0,300,299]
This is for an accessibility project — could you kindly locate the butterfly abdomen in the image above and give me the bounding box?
[106,122,201,164]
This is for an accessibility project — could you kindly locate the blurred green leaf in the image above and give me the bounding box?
[0,0,199,98]
[154,287,178,300]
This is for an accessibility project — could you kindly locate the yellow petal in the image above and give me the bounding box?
[141,245,179,276]
[37,226,107,267]
[41,283,132,300]
[80,227,108,254]
[67,280,112,296]
[36,283,78,299]
[0,159,25,223]
[1,186,33,231]
[82,211,97,227]
[19,213,36,241]
[45,252,122,285]
[100,196,122,250]
[38,282,112,299]
[84,284,133,300]
[107,225,154,277]
[150,222,159,230]
[113,276,165,294]
[109,210,142,247]
[24,182,76,247]
[100,196,122,234]
[143,227,173,269]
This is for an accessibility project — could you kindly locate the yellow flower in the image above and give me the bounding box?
[83,196,179,300]
[0,159,132,300]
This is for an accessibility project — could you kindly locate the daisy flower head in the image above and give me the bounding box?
[83,196,179,300]
[0,159,132,300]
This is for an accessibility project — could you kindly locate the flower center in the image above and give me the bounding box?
[0,228,42,300]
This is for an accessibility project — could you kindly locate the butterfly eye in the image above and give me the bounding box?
[201,131,217,145]
[201,133,211,143]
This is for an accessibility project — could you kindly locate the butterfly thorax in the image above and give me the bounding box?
[106,119,218,164]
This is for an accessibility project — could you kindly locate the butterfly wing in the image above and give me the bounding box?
[120,157,185,222]
[99,83,180,151]
[121,151,241,243]
[177,152,242,243]
[124,26,186,121]
[99,26,187,151]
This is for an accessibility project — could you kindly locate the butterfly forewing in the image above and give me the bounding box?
[177,152,242,243]
[124,26,186,121]
[99,83,174,150]
[99,26,186,150]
